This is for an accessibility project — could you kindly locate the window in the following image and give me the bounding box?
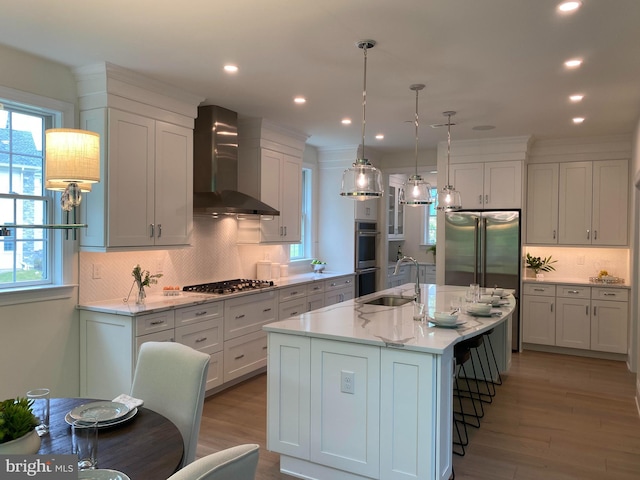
[290,167,312,260]
[422,187,438,245]
[0,103,54,288]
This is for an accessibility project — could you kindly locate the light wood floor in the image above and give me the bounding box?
[197,350,640,480]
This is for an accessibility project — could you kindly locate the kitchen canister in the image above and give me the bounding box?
[257,261,271,280]
[280,264,289,277]
[271,263,281,280]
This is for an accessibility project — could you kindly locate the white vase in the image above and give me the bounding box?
[0,429,41,454]
[536,272,545,280]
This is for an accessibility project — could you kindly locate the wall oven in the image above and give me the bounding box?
[355,221,379,297]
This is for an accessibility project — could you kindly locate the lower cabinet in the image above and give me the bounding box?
[522,283,628,354]
[324,275,355,306]
[267,333,451,480]
[278,282,326,319]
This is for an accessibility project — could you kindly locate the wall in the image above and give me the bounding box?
[0,45,80,399]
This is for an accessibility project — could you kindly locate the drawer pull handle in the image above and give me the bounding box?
[195,337,207,343]
[290,311,298,316]
[291,291,299,296]
[603,293,616,297]
[263,308,272,312]
[568,290,580,294]
[150,320,165,325]
[313,286,321,290]
[586,306,589,315]
[551,303,554,313]
[234,354,245,360]
[195,311,207,316]
[593,306,597,316]
[330,282,337,287]
[263,346,268,350]
[235,314,245,319]
[534,288,545,292]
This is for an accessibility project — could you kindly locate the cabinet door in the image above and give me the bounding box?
[307,293,325,312]
[154,121,193,246]
[555,297,590,349]
[260,149,283,242]
[522,295,555,345]
[450,163,484,209]
[591,300,628,353]
[592,159,628,246]
[281,154,302,242]
[558,162,592,245]
[107,109,156,247]
[526,163,559,244]
[484,161,522,208]
[355,199,378,220]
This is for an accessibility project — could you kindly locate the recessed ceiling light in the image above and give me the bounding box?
[569,94,584,102]
[341,118,352,125]
[375,134,384,140]
[573,117,585,124]
[558,1,582,13]
[223,65,238,73]
[564,58,583,68]
[294,97,306,104]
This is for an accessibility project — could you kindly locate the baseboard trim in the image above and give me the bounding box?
[523,343,628,363]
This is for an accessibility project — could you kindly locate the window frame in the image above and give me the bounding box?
[289,166,312,261]
[420,187,438,246]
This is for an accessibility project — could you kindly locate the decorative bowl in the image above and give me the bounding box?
[466,303,492,315]
[433,311,459,325]
[312,264,326,273]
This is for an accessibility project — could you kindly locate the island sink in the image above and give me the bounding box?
[361,295,413,306]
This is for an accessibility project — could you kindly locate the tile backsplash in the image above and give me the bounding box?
[79,217,288,304]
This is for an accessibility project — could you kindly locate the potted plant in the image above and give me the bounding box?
[525,253,557,279]
[427,244,436,263]
[0,397,41,454]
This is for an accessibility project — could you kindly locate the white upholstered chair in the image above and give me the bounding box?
[130,341,210,467]
[166,444,260,480]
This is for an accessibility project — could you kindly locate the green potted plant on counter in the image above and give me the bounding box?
[0,397,40,454]
[525,253,557,279]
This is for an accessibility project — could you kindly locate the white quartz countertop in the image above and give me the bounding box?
[522,276,630,288]
[76,270,354,316]
[263,284,515,355]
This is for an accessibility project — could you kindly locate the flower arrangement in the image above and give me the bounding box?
[0,398,38,444]
[131,264,162,304]
[525,253,557,275]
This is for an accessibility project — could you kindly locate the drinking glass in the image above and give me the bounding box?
[26,388,50,436]
[73,417,98,470]
[413,301,426,321]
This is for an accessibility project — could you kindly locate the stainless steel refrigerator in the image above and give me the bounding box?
[445,210,521,350]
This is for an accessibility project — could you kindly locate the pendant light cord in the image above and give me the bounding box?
[446,113,451,187]
[361,44,368,161]
[414,88,419,176]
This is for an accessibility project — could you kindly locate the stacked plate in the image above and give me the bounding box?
[65,401,138,428]
[465,303,493,317]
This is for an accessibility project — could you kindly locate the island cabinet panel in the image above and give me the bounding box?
[266,334,311,459]
[310,339,380,478]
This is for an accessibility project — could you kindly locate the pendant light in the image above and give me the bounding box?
[399,84,432,206]
[340,40,384,200]
[436,111,462,211]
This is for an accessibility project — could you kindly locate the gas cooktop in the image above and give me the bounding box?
[182,279,275,295]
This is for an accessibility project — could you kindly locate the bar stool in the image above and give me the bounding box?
[456,336,494,405]
[452,342,483,456]
[482,328,503,391]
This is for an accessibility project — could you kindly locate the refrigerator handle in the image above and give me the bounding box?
[473,217,480,284]
[481,217,488,286]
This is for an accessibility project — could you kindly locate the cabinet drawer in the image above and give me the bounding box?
[306,281,325,295]
[279,298,307,319]
[325,287,354,306]
[176,301,223,327]
[135,330,175,358]
[279,285,307,302]
[522,284,556,296]
[224,291,278,340]
[308,293,325,312]
[135,311,175,336]
[175,317,223,354]
[592,288,628,302]
[223,330,268,383]
[206,351,224,391]
[325,275,355,292]
[557,285,590,299]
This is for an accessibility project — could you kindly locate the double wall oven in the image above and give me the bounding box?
[355,221,379,297]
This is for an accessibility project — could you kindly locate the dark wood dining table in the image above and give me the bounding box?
[39,398,184,479]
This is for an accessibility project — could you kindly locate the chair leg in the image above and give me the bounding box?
[455,363,483,425]
[485,333,503,386]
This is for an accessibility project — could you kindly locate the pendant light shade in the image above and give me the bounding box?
[436,111,462,211]
[399,84,432,206]
[340,40,384,200]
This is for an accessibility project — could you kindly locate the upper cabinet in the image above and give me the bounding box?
[449,160,522,209]
[387,176,405,240]
[75,62,202,250]
[527,159,629,246]
[355,199,378,221]
[237,118,308,244]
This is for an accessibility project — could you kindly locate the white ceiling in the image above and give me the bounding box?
[2,0,639,154]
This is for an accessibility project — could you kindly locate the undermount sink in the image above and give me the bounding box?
[362,295,413,306]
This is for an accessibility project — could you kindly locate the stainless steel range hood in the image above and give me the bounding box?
[193,105,279,216]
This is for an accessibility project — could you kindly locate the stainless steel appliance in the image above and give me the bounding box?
[183,279,274,295]
[355,221,379,297]
[444,210,521,350]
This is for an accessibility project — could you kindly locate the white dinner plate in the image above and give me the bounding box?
[66,407,137,428]
[78,469,131,480]
[429,318,467,328]
[69,401,130,422]
[468,311,502,317]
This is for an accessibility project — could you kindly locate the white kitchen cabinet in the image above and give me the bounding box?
[522,284,556,346]
[388,265,411,288]
[387,177,405,239]
[555,286,591,349]
[526,163,559,244]
[590,288,628,354]
[416,264,436,285]
[279,282,326,319]
[324,275,355,306]
[558,160,628,246]
[80,108,193,249]
[449,160,522,209]
[356,199,378,221]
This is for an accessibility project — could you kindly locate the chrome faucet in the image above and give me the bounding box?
[394,255,420,299]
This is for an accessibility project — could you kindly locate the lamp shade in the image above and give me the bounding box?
[399,174,432,206]
[45,180,92,192]
[436,185,462,211]
[45,129,100,184]
[340,159,384,200]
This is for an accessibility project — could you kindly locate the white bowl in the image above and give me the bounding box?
[466,303,492,315]
[433,311,459,325]
[492,288,505,297]
[479,295,501,306]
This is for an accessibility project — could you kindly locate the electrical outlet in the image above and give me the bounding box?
[341,370,355,394]
[156,258,164,273]
[92,263,102,279]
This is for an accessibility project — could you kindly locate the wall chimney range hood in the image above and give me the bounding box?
[193,105,279,217]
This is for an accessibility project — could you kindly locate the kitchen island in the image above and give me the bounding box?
[264,284,515,480]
